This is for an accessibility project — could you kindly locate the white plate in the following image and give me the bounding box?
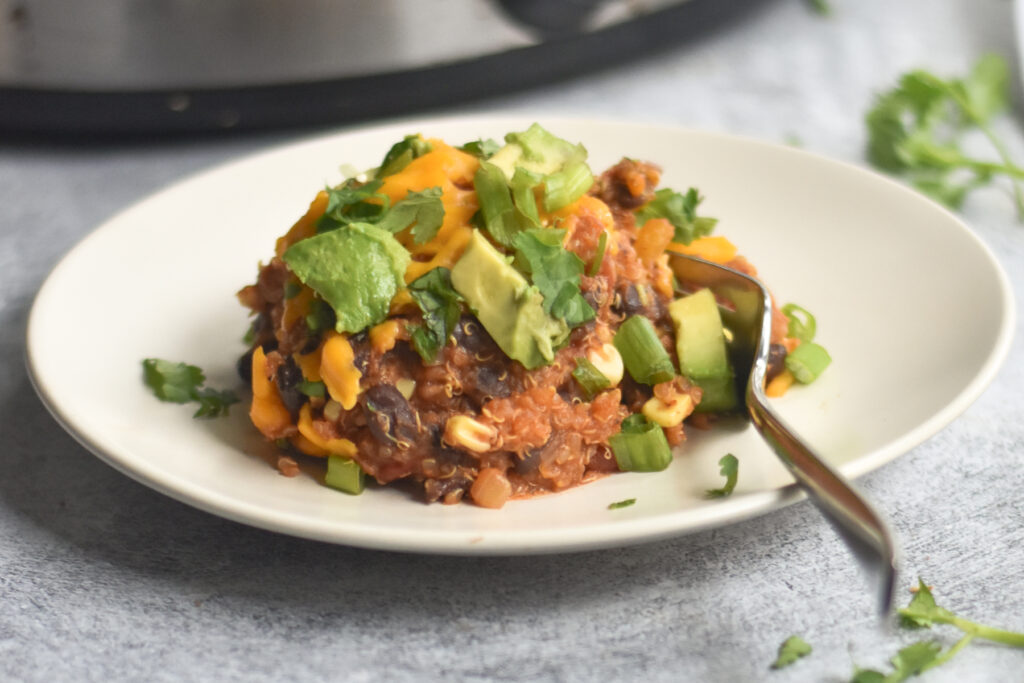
[26,116,1014,554]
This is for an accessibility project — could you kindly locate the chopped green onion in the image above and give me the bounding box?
[614,316,676,385]
[609,414,673,471]
[543,160,594,211]
[781,303,817,342]
[608,498,636,510]
[785,342,831,383]
[297,380,326,398]
[588,231,608,276]
[473,161,522,247]
[325,455,365,494]
[510,168,543,229]
[572,357,611,399]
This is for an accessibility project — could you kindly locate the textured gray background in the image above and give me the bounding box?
[3,0,1024,681]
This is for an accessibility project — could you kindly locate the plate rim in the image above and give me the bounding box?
[25,113,1017,554]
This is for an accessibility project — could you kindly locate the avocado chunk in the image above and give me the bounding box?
[451,230,569,370]
[668,288,738,412]
[488,123,588,181]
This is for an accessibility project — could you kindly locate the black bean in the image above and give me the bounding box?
[361,384,419,447]
[452,316,496,356]
[236,348,254,384]
[275,356,305,419]
[472,364,512,401]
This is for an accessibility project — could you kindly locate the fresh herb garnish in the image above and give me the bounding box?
[781,303,817,342]
[297,380,326,398]
[142,358,239,418]
[608,498,636,510]
[375,187,446,244]
[635,187,718,245]
[705,453,739,498]
[806,0,831,16]
[459,138,501,159]
[572,357,611,399]
[771,635,812,669]
[513,228,596,328]
[866,54,1024,217]
[849,579,1024,681]
[377,134,433,178]
[474,161,530,247]
[317,179,389,233]
[283,222,410,334]
[407,267,463,363]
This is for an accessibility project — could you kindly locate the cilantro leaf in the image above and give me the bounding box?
[317,179,388,233]
[865,55,1024,218]
[771,635,812,669]
[142,358,239,418]
[805,0,831,15]
[459,138,502,159]
[377,134,433,178]
[375,187,446,244]
[283,222,410,334]
[705,453,739,498]
[512,228,596,328]
[407,267,463,363]
[635,187,718,245]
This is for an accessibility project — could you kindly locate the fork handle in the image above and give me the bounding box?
[746,387,899,613]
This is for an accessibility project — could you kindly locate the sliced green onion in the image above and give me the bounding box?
[325,455,365,495]
[588,231,608,276]
[781,303,817,342]
[785,342,831,383]
[473,161,521,247]
[608,498,636,510]
[572,357,611,399]
[609,414,673,472]
[510,167,542,229]
[543,160,594,211]
[614,315,676,386]
[297,380,326,398]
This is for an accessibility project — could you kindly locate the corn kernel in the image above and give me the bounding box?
[587,343,624,387]
[642,393,694,428]
[443,415,498,453]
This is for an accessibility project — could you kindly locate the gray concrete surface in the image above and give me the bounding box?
[3,1,1023,680]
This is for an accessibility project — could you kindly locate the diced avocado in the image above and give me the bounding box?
[488,123,588,181]
[451,230,569,370]
[668,288,738,413]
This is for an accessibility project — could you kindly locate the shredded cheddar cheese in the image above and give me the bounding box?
[320,332,362,410]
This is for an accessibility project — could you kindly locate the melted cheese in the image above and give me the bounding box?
[320,332,362,410]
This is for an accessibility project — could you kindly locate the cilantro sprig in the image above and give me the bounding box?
[407,267,463,363]
[849,579,1024,681]
[142,358,239,418]
[635,187,718,245]
[866,54,1024,217]
[705,453,739,498]
[513,228,596,329]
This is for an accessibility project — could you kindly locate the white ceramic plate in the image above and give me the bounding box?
[26,116,1014,554]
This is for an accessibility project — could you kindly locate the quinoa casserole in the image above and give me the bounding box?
[236,125,829,509]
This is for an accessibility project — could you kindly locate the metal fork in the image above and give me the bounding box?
[668,252,899,614]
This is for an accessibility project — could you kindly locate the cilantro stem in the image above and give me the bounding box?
[946,84,1024,216]
[949,616,1024,647]
[921,634,974,673]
